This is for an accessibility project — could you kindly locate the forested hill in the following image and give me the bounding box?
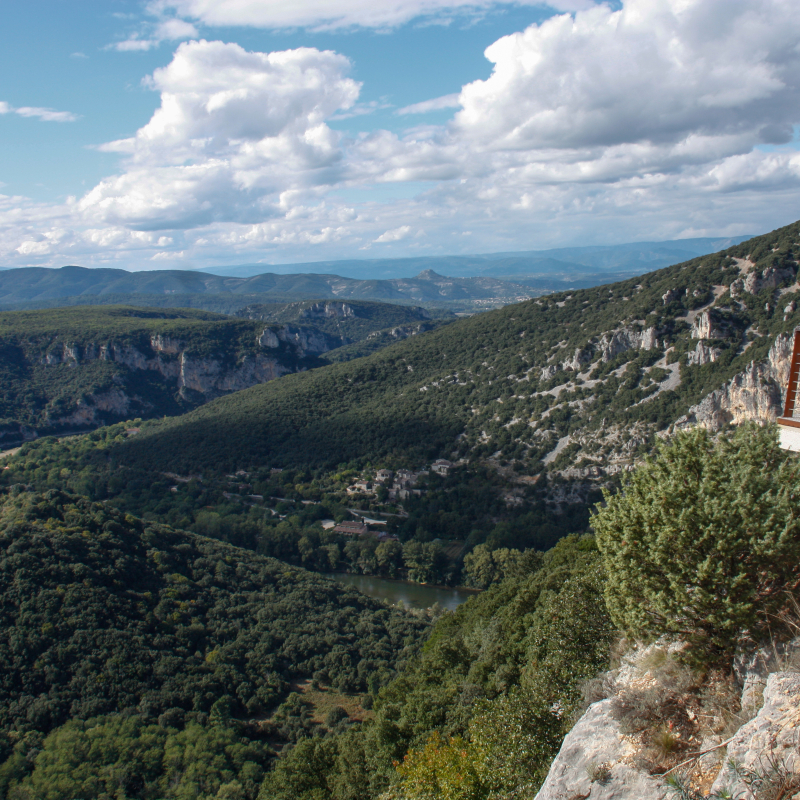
[28,219,797,479]
[0,265,534,313]
[234,298,452,342]
[0,488,427,777]
[0,302,452,444]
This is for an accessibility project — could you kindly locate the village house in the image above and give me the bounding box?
[346,480,374,495]
[333,520,369,536]
[431,459,453,476]
[375,469,393,483]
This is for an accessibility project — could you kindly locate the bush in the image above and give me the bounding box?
[593,424,800,657]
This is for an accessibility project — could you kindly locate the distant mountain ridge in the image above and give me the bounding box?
[194,236,753,279]
[0,265,536,312]
[0,236,753,314]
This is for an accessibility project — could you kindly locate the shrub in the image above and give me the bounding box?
[593,424,800,657]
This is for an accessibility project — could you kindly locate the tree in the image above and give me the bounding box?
[592,423,800,656]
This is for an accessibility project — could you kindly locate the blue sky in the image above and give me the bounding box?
[2,0,799,271]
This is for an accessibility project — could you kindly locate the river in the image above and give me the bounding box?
[333,573,478,611]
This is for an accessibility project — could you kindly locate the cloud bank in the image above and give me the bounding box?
[3,0,800,269]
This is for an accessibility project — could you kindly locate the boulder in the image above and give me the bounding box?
[534,700,670,800]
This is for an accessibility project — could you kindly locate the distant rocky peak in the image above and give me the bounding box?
[416,269,445,280]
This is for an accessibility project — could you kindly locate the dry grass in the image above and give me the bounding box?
[292,679,374,726]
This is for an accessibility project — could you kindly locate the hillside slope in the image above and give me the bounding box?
[0,302,453,444]
[0,488,426,742]
[45,220,797,480]
[0,306,332,444]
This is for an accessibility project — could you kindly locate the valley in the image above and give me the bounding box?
[0,221,798,800]
[0,300,453,445]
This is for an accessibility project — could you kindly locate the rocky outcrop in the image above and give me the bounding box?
[674,333,792,430]
[149,334,182,355]
[711,671,800,797]
[690,310,725,340]
[299,301,358,319]
[178,352,292,398]
[367,322,436,342]
[534,700,670,800]
[686,341,721,366]
[562,347,593,372]
[47,388,133,429]
[258,324,341,355]
[596,327,658,362]
[535,637,800,800]
[30,324,335,433]
[730,265,796,297]
[542,328,659,378]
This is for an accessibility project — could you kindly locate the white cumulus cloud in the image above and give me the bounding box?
[81,40,360,229]
[112,15,200,51]
[375,225,412,242]
[452,0,800,155]
[3,0,800,270]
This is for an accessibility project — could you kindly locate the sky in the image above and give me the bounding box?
[1,0,800,271]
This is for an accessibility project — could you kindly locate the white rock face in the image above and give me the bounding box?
[675,333,792,430]
[299,301,357,319]
[178,352,291,397]
[597,327,658,362]
[562,347,593,372]
[36,324,331,431]
[258,324,339,355]
[48,388,133,429]
[534,700,670,800]
[686,341,721,366]
[150,334,183,354]
[540,365,559,381]
[711,672,800,797]
[258,328,281,348]
[690,310,724,340]
[535,637,800,800]
[743,266,795,295]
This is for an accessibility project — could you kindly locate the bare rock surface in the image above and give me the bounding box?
[711,671,800,797]
[675,333,792,430]
[533,700,669,800]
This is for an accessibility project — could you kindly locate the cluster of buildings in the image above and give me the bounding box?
[344,460,454,501]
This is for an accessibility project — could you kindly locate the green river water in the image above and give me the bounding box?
[333,573,478,611]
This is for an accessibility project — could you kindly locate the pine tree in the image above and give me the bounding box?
[592,423,800,656]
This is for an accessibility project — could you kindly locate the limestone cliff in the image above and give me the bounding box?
[674,333,792,430]
[534,638,800,800]
[26,323,329,436]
